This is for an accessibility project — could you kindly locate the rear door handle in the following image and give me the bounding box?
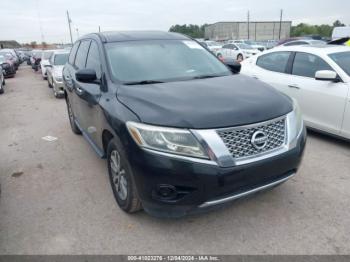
[288,84,300,89]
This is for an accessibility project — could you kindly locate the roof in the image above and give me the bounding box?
[273,44,350,54]
[97,31,189,42]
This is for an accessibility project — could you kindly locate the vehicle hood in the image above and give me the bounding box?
[117,75,293,129]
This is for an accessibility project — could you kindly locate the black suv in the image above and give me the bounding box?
[63,31,306,217]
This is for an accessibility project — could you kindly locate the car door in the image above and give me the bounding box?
[289,52,348,134]
[244,51,296,98]
[220,44,229,58]
[64,41,80,119]
[75,40,103,150]
[69,40,91,130]
[46,55,54,85]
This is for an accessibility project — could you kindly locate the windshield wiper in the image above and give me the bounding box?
[192,74,224,79]
[123,80,164,85]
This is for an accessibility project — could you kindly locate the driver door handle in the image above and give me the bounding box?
[288,84,300,89]
[76,86,84,94]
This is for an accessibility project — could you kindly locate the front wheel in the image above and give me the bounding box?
[237,54,243,62]
[107,137,142,213]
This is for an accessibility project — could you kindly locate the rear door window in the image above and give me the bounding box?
[256,52,291,73]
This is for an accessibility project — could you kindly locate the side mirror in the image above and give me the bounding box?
[315,70,339,82]
[76,69,97,83]
[223,58,241,74]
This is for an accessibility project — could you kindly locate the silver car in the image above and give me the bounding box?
[46,50,69,98]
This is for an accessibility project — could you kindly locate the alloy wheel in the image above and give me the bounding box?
[110,150,128,201]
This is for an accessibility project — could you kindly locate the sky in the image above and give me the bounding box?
[0,0,349,43]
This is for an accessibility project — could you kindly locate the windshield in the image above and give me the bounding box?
[329,51,350,76]
[0,52,12,59]
[43,52,53,59]
[54,53,69,65]
[105,39,231,83]
[237,43,253,50]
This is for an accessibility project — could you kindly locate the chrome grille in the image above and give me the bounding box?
[217,118,286,159]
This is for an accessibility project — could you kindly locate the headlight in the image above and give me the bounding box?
[126,122,208,159]
[287,99,304,145]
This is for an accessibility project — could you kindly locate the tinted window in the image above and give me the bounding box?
[256,52,291,73]
[69,41,80,64]
[222,44,230,49]
[292,52,332,78]
[74,40,91,69]
[86,41,102,79]
[329,51,350,76]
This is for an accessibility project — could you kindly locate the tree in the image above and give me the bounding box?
[30,41,37,48]
[291,20,346,38]
[169,24,208,38]
[333,20,345,27]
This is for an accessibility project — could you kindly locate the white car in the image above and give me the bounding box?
[204,41,222,53]
[216,43,260,61]
[240,45,350,139]
[231,40,266,52]
[40,50,54,79]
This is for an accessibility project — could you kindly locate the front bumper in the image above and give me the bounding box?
[3,66,15,77]
[127,127,306,217]
[53,79,64,94]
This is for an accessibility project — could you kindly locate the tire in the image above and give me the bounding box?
[0,84,4,94]
[2,78,5,86]
[48,78,52,88]
[66,97,81,135]
[107,137,142,213]
[237,54,243,61]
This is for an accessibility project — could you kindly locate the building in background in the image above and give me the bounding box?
[0,40,21,49]
[205,21,292,41]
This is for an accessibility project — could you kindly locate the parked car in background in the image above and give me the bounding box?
[231,40,266,52]
[258,40,279,49]
[46,50,69,98]
[280,39,326,47]
[240,45,350,139]
[40,50,54,79]
[217,43,261,61]
[332,26,350,40]
[0,63,5,94]
[0,54,16,78]
[1,49,20,70]
[63,31,306,217]
[204,40,222,53]
[30,50,43,65]
[216,43,260,61]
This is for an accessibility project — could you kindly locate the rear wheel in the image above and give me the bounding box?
[66,97,81,135]
[107,137,142,213]
[0,81,3,94]
[237,54,243,61]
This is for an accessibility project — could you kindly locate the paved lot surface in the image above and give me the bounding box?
[0,66,350,255]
